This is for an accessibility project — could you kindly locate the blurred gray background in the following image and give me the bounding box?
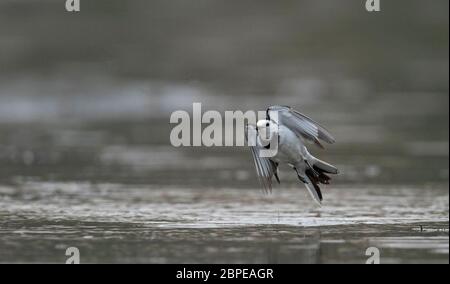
[0,0,448,186]
[0,0,448,263]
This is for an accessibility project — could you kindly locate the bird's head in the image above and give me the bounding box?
[256,119,277,140]
[256,119,271,129]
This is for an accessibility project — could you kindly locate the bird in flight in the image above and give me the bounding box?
[246,105,339,206]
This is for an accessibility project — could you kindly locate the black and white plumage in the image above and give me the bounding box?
[246,105,339,206]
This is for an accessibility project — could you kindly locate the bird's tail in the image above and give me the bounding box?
[296,156,339,206]
[311,157,339,175]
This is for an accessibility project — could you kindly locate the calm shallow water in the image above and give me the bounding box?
[0,93,448,263]
[0,85,448,264]
[0,182,448,263]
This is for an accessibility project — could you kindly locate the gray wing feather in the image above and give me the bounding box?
[267,105,335,148]
[245,124,278,193]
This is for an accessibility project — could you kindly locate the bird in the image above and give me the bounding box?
[246,105,339,206]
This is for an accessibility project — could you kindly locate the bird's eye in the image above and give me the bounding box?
[266,122,270,127]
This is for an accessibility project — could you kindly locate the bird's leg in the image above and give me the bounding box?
[298,175,308,183]
[293,167,308,184]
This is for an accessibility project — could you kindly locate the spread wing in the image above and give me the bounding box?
[245,124,280,194]
[267,105,335,149]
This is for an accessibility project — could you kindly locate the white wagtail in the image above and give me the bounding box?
[246,105,339,206]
